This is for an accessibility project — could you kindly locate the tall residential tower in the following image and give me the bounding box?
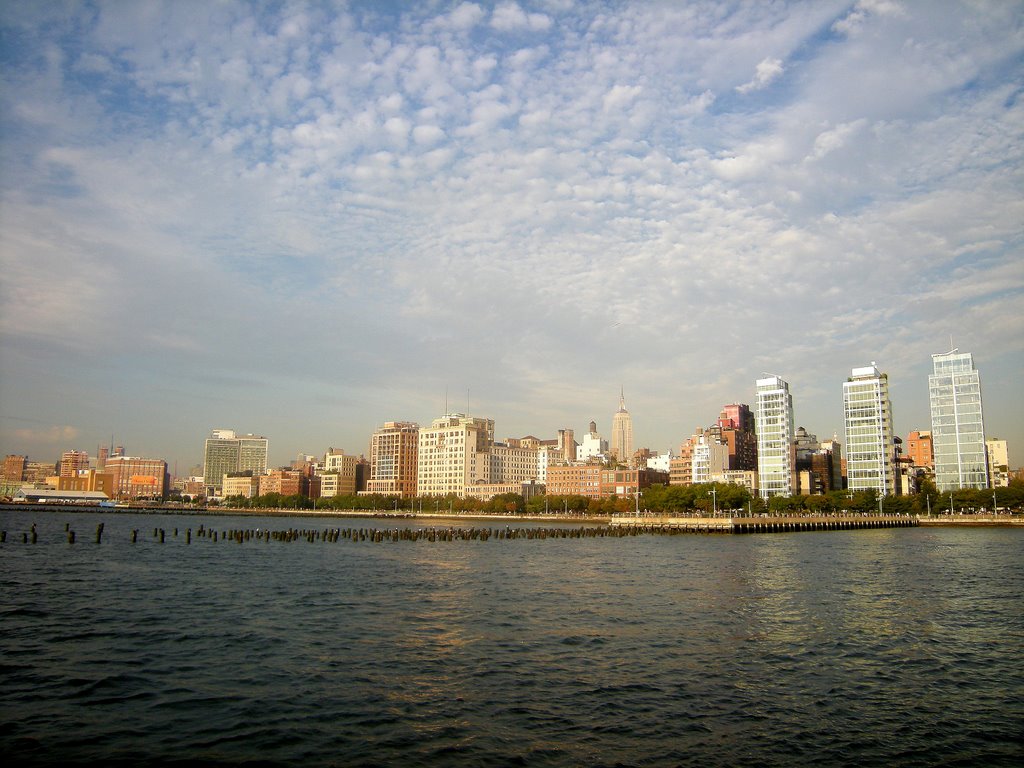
[755,375,795,498]
[929,349,988,491]
[843,364,896,496]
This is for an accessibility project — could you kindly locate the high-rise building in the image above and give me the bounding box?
[611,389,634,466]
[2,455,27,484]
[717,404,758,471]
[928,349,989,491]
[59,450,90,478]
[755,375,795,498]
[986,438,1009,488]
[416,414,494,498]
[203,429,269,493]
[366,422,419,497]
[819,435,844,491]
[843,364,896,496]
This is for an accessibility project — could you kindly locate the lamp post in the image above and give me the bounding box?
[709,487,717,516]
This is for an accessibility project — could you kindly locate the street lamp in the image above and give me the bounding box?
[709,487,717,516]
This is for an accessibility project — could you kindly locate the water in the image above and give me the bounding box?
[1,509,1022,767]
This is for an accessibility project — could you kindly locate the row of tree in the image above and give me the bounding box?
[210,477,1024,516]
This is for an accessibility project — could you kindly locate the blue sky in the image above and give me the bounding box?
[1,0,1022,473]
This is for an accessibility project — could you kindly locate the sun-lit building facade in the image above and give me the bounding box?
[929,349,989,491]
[755,375,795,499]
[843,364,896,496]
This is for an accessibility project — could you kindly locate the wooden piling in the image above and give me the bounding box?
[95,523,104,544]
[68,530,75,544]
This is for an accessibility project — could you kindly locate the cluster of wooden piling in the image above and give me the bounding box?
[1,522,686,546]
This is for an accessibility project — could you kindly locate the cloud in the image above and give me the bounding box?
[602,84,642,113]
[448,2,486,31]
[832,0,907,37]
[736,57,784,93]
[1,0,1021,467]
[14,425,80,444]
[491,2,552,32]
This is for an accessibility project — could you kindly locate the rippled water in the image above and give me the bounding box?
[2,509,1022,767]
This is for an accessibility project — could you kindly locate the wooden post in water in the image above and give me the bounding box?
[95,523,104,544]
[131,529,138,543]
[186,528,191,544]
[159,529,165,544]
[68,530,75,544]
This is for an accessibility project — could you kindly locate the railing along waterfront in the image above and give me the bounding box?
[609,513,919,533]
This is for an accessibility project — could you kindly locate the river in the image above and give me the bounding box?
[1,509,1021,766]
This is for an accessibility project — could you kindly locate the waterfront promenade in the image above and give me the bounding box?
[610,513,919,533]
[609,512,1023,532]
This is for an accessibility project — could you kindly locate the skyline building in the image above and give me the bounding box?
[717,403,758,471]
[366,421,419,497]
[578,421,608,462]
[929,349,989,491]
[843,364,896,496]
[906,430,934,471]
[755,375,795,498]
[103,455,169,500]
[202,429,269,493]
[611,389,634,466]
[986,438,1009,488]
[416,414,495,498]
[59,450,90,478]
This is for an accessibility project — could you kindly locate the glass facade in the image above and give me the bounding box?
[928,350,988,491]
[843,366,895,496]
[756,375,794,498]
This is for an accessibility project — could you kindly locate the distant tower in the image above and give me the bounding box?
[755,375,794,498]
[843,364,896,496]
[929,349,988,491]
[611,389,634,467]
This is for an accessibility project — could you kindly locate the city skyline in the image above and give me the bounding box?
[2,2,1022,472]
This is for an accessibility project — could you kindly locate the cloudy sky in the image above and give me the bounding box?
[1,0,1022,473]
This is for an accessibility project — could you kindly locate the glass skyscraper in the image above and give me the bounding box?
[843,364,895,496]
[755,375,794,498]
[928,350,989,491]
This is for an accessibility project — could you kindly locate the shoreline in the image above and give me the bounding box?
[2,504,1022,527]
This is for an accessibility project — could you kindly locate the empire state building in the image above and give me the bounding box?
[611,389,634,467]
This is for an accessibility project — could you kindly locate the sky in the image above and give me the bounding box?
[1,0,1022,474]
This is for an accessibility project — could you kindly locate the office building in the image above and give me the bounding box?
[929,349,989,491]
[755,375,795,498]
[843,364,896,496]
[366,422,419,497]
[59,450,90,478]
[203,429,269,493]
[611,390,634,466]
[104,456,169,500]
[416,414,494,498]
[322,448,358,497]
[2,455,27,484]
